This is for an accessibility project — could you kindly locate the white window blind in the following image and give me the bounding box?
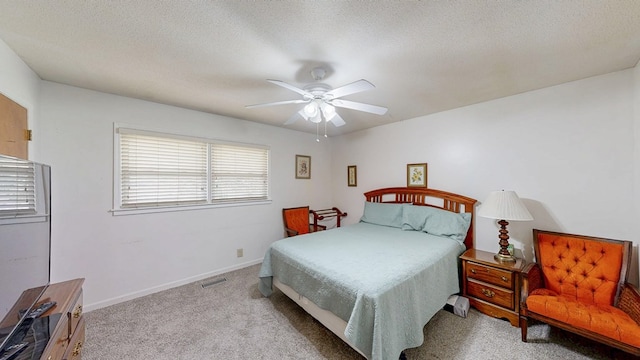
[117,127,269,210]
[120,132,208,208]
[211,144,269,202]
[0,157,36,215]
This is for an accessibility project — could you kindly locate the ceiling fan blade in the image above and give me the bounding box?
[284,110,306,125]
[325,79,375,99]
[267,79,312,98]
[329,113,346,127]
[332,99,388,115]
[245,99,308,109]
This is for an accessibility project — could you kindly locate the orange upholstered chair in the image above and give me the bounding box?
[282,206,325,237]
[520,229,640,356]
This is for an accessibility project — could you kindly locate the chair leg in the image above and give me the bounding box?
[520,316,528,342]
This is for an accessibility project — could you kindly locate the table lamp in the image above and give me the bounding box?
[478,190,533,262]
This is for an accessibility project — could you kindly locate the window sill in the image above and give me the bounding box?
[0,214,49,225]
[110,199,272,216]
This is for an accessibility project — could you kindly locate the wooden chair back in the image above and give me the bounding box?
[282,206,311,237]
[532,229,631,306]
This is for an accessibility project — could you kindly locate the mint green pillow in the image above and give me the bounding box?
[401,205,471,241]
[401,204,430,231]
[359,202,404,228]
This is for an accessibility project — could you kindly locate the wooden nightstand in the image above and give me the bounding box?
[460,249,525,327]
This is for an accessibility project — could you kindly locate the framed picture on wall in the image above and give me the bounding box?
[295,155,311,179]
[407,163,427,187]
[347,165,357,187]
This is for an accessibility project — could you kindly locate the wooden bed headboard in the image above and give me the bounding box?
[364,187,478,250]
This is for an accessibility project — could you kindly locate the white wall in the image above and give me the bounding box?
[332,69,639,286]
[36,82,334,310]
[0,40,41,159]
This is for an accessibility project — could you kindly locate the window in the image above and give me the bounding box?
[116,127,269,213]
[0,156,36,216]
[211,144,269,202]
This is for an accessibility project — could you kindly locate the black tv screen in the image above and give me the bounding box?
[0,155,51,354]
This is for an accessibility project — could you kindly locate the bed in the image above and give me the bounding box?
[259,187,477,360]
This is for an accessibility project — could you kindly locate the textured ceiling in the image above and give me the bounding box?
[0,1,639,137]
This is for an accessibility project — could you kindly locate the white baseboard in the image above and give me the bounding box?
[84,258,262,312]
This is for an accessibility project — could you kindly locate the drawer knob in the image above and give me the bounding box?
[470,269,476,274]
[481,288,495,298]
[501,276,508,282]
[72,341,83,357]
[73,305,83,318]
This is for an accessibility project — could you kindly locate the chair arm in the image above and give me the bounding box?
[520,262,543,310]
[617,282,640,325]
[310,224,327,232]
[285,227,298,237]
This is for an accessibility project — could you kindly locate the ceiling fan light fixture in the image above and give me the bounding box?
[304,102,318,117]
[297,109,309,121]
[310,112,322,124]
[321,103,336,121]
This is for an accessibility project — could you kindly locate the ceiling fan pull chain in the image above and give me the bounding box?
[316,123,320,142]
[324,120,328,138]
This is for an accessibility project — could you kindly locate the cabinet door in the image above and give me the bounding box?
[0,93,28,159]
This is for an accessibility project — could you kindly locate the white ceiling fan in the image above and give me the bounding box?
[246,67,388,129]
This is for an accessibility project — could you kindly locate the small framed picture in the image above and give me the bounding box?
[407,163,427,187]
[347,165,357,187]
[295,155,311,179]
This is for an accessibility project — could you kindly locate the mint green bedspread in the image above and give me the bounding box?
[259,222,465,360]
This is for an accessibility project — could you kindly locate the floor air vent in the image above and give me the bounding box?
[201,277,227,288]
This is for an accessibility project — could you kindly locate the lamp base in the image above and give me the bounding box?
[494,219,516,262]
[494,252,516,263]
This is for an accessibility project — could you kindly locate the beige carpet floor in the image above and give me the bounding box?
[83,264,634,359]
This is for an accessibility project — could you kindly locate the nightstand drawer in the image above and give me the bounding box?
[467,279,514,309]
[466,262,513,289]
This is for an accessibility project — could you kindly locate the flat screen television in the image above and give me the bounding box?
[0,155,51,355]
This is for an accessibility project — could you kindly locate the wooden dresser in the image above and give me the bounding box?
[460,249,524,327]
[2,278,85,360]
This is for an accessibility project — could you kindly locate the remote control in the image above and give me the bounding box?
[26,301,56,319]
[0,342,28,360]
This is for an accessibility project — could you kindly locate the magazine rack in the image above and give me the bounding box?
[310,207,347,229]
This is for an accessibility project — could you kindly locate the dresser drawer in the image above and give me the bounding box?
[69,291,83,335]
[466,262,513,289]
[467,279,514,309]
[63,317,85,360]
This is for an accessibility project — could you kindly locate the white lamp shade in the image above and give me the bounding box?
[478,190,533,221]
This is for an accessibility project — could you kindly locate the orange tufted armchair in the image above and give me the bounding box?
[520,229,640,356]
[282,206,326,237]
